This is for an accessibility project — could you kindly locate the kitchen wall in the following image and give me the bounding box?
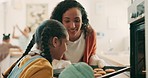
[0,3,5,43]
[0,0,131,53]
[89,0,131,52]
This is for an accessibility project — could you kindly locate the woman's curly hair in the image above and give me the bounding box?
[50,0,89,38]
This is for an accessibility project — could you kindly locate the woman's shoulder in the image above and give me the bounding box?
[86,28,96,38]
[85,28,96,44]
[85,24,96,36]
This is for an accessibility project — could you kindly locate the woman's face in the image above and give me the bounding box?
[50,35,69,60]
[62,8,82,42]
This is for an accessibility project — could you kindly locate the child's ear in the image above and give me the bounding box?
[52,37,59,47]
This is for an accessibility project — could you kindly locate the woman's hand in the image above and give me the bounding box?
[97,59,105,68]
[89,55,106,68]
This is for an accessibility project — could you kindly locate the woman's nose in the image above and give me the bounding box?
[69,22,75,28]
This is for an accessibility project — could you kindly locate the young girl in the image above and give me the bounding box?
[3,19,69,78]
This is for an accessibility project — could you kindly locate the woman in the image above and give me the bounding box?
[50,0,105,67]
[3,19,69,78]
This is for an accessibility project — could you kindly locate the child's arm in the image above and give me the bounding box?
[12,26,19,39]
[16,25,29,38]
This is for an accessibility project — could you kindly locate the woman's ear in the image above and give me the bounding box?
[52,37,59,47]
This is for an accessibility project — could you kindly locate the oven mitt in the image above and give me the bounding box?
[59,62,94,78]
[52,59,71,69]
[89,55,106,68]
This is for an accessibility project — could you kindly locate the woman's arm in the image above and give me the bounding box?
[83,29,97,63]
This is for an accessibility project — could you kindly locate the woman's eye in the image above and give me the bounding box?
[75,19,80,23]
[64,20,70,23]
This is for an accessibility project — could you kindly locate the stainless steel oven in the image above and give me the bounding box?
[128,0,145,78]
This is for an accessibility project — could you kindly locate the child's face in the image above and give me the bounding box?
[50,35,69,60]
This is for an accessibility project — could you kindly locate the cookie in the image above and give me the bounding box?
[105,69,115,73]
[94,73,102,77]
[94,70,97,74]
[96,71,106,75]
[94,68,103,71]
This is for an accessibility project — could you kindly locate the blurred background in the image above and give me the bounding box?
[0,0,132,78]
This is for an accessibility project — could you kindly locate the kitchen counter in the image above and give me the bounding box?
[98,51,130,66]
[97,51,130,78]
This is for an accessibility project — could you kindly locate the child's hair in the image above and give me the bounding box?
[15,19,67,64]
[3,34,10,40]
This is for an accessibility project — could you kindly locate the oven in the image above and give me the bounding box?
[128,0,145,78]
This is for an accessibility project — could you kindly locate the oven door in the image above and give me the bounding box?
[130,17,146,78]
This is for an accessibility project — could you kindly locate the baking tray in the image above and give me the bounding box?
[91,65,130,78]
[53,66,130,77]
[53,68,64,77]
